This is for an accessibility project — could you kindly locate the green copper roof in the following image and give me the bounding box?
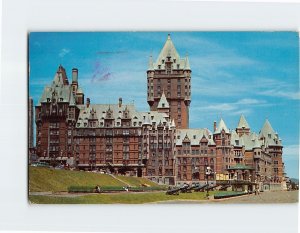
[148,55,154,71]
[157,92,170,109]
[176,128,215,146]
[237,114,250,129]
[214,118,230,134]
[258,119,282,147]
[184,55,191,70]
[154,34,186,70]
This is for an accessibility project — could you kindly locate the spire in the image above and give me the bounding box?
[214,118,229,134]
[155,34,180,67]
[184,54,191,71]
[259,119,275,138]
[157,91,170,109]
[148,55,154,71]
[237,114,250,129]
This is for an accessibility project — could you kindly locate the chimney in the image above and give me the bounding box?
[118,97,122,107]
[87,98,90,107]
[72,68,78,83]
[213,121,217,132]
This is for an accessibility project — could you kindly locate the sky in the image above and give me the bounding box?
[29,32,299,178]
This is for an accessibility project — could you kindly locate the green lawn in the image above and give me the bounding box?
[29,167,162,192]
[29,191,216,204]
[115,175,163,187]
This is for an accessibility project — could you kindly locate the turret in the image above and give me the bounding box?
[71,68,78,95]
[236,114,250,136]
[157,91,170,118]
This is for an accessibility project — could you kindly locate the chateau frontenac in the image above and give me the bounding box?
[33,34,286,190]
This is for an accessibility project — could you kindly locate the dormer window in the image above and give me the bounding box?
[173,59,176,63]
[158,65,161,69]
[193,135,196,139]
[177,64,180,69]
[162,103,165,108]
[268,134,271,138]
[162,59,164,64]
[47,98,50,102]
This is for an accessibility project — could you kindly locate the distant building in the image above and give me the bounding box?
[33,34,285,189]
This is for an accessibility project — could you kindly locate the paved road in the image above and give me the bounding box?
[156,190,298,204]
[216,190,298,204]
[29,190,298,203]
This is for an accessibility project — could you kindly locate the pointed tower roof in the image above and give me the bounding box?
[157,92,170,109]
[155,34,180,66]
[147,55,154,71]
[214,118,229,134]
[184,54,191,71]
[259,119,275,138]
[237,114,250,129]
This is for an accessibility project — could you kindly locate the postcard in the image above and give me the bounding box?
[28,32,299,204]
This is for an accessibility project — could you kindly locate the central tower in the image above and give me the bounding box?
[147,34,191,129]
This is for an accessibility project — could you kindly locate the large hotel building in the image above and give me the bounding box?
[33,34,286,189]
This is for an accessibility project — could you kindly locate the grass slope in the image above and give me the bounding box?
[29,167,161,192]
[29,191,214,204]
[115,175,162,187]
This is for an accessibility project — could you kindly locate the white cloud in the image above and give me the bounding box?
[283,144,299,161]
[236,98,266,105]
[191,98,269,121]
[59,48,70,58]
[261,89,300,100]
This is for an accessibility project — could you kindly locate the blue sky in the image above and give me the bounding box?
[29,32,299,178]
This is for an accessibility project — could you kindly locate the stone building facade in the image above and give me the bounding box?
[34,34,285,188]
[147,34,191,129]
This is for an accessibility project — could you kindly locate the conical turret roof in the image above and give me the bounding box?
[184,55,191,71]
[155,34,180,67]
[147,55,154,71]
[259,119,275,138]
[214,118,230,134]
[237,114,250,129]
[157,92,170,109]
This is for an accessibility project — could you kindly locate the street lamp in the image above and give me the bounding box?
[206,166,212,199]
